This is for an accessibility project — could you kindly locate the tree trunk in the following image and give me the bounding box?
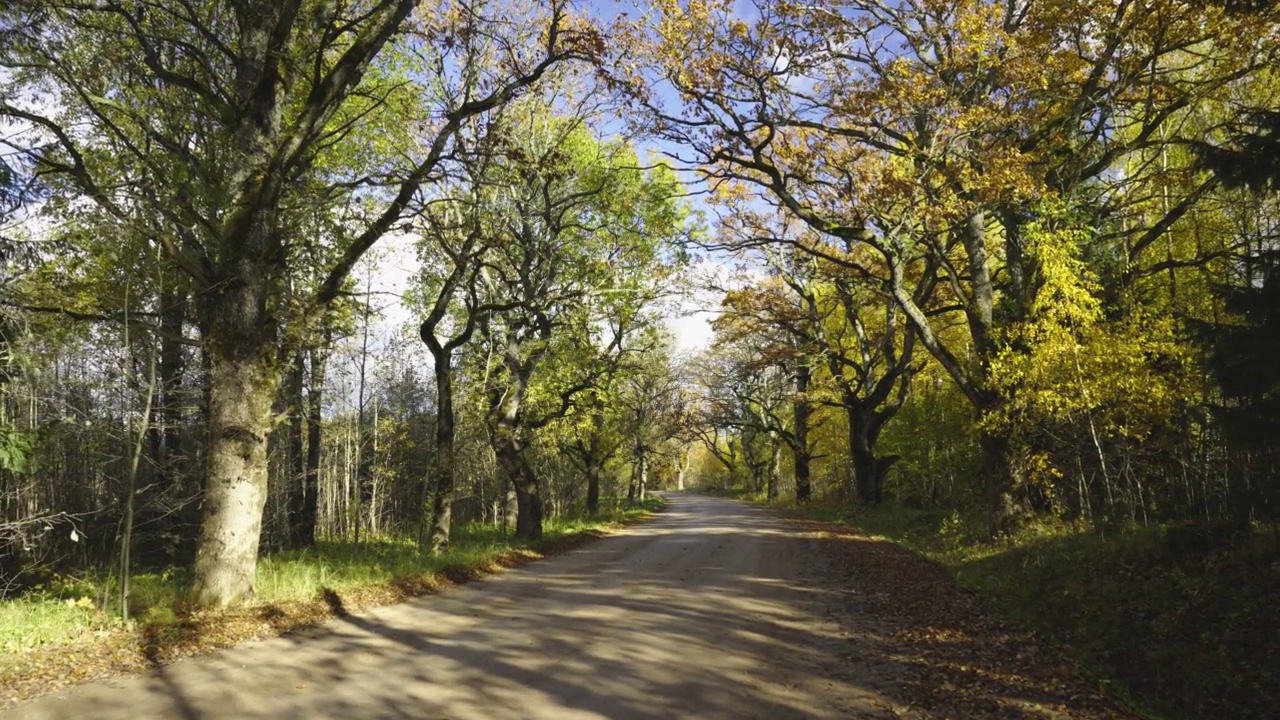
[513,474,542,540]
[428,359,456,554]
[852,443,895,506]
[295,343,327,548]
[586,460,601,515]
[676,445,691,491]
[145,287,191,564]
[849,404,896,505]
[150,289,188,476]
[585,417,604,514]
[285,352,307,548]
[189,238,283,606]
[793,440,811,503]
[502,489,518,532]
[494,432,542,541]
[353,290,374,544]
[191,351,277,607]
[121,315,159,621]
[793,361,812,503]
[637,451,648,502]
[766,439,780,501]
[980,430,1030,535]
[962,210,995,357]
[744,433,766,493]
[486,347,545,540]
[1002,212,1030,314]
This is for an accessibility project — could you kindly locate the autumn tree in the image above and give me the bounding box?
[692,332,792,498]
[558,324,676,514]
[715,278,813,502]
[714,220,922,504]
[636,0,1279,530]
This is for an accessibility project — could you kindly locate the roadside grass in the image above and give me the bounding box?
[0,497,663,672]
[0,592,112,655]
[784,500,1280,720]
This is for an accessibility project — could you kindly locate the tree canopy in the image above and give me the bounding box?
[0,0,1275,624]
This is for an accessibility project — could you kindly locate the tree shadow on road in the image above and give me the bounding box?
[7,496,1136,720]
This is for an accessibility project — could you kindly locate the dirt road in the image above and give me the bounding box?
[3,494,1127,720]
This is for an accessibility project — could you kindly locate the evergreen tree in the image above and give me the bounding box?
[1194,0,1280,509]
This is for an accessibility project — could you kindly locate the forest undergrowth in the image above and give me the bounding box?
[0,497,663,707]
[729,490,1280,720]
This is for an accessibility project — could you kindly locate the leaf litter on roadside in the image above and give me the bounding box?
[796,518,1137,720]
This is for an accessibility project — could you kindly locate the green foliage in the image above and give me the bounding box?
[878,370,981,508]
[0,427,33,474]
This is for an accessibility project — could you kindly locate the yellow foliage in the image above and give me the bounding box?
[985,208,1196,492]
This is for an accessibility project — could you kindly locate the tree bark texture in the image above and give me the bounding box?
[495,432,543,540]
[191,351,277,607]
[637,452,648,502]
[586,460,602,515]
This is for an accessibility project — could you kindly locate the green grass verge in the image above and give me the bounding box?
[1,497,663,659]
[785,501,1279,720]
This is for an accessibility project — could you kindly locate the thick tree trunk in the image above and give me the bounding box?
[502,489,518,532]
[793,441,811,503]
[964,211,1033,533]
[1002,212,1030,314]
[191,242,281,607]
[512,476,542,540]
[980,430,1030,535]
[509,446,544,541]
[428,360,456,554]
[848,405,896,504]
[962,210,995,356]
[191,351,277,607]
[493,429,542,541]
[487,351,545,540]
[852,443,895,505]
